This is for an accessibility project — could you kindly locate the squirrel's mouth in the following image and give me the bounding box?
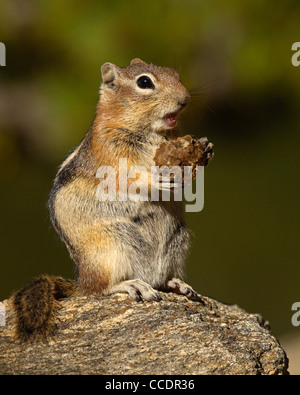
[163,111,180,128]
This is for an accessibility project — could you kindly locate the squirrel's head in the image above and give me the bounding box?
[98,58,190,133]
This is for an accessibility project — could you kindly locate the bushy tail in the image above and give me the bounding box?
[11,275,79,341]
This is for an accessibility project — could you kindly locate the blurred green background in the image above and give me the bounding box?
[0,0,299,361]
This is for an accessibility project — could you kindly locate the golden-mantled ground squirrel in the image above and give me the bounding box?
[10,59,213,341]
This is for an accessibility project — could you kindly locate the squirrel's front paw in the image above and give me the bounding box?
[198,137,214,167]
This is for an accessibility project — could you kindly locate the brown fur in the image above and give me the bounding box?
[11,275,79,341]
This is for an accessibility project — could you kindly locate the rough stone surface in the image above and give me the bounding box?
[0,293,289,375]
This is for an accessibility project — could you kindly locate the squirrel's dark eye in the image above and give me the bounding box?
[137,75,155,89]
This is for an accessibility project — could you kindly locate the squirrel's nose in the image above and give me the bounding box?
[178,93,190,109]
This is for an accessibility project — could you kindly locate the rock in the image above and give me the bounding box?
[0,293,289,375]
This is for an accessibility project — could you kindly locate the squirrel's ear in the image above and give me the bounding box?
[130,58,145,66]
[101,62,120,87]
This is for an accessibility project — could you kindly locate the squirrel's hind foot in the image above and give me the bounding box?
[106,279,162,302]
[162,278,204,303]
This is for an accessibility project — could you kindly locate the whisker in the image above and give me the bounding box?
[188,76,223,95]
[188,93,216,115]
